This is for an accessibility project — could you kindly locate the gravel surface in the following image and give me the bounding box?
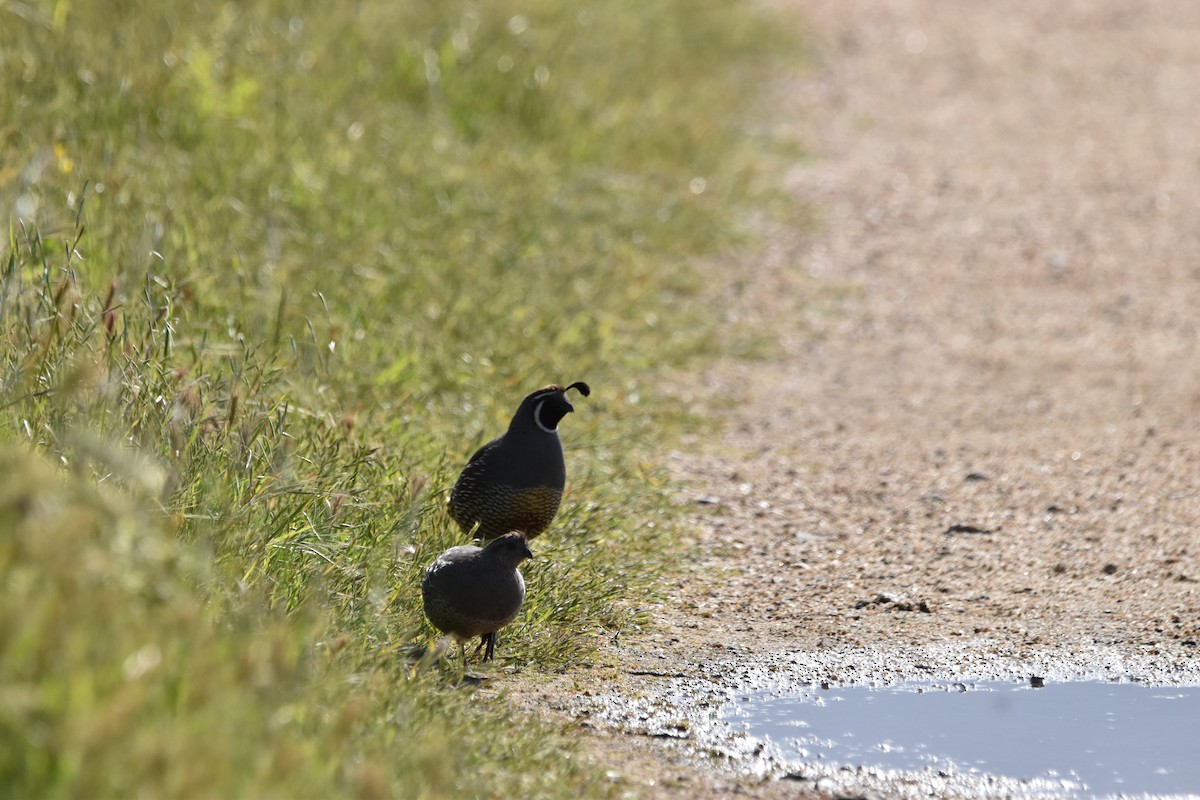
[513,2,1200,797]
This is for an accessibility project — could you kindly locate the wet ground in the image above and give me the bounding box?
[568,644,1200,799]
[733,681,1200,797]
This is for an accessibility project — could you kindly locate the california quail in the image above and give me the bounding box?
[421,532,534,663]
[448,382,590,540]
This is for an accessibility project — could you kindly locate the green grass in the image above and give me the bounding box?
[1,0,802,796]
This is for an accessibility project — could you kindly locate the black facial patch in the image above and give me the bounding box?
[535,394,573,430]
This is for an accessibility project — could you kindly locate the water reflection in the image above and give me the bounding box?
[728,681,1200,797]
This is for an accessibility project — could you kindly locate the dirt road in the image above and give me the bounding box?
[518,2,1200,796]
[668,0,1200,657]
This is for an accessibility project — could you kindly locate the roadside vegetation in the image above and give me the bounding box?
[1,0,799,796]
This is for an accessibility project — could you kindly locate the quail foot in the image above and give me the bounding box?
[421,532,533,664]
[448,382,590,540]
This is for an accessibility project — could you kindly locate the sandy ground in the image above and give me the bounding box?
[511,1,1200,797]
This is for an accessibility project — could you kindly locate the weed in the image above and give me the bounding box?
[1,0,801,795]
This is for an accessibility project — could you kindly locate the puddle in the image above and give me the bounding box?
[728,680,1200,797]
[573,644,1200,798]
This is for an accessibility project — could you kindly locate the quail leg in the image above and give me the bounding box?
[472,635,487,660]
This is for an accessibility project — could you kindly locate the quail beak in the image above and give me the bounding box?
[522,542,534,560]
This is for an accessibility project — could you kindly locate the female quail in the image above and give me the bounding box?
[448,382,590,540]
[421,532,534,663]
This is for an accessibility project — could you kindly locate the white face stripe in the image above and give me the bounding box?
[532,398,559,434]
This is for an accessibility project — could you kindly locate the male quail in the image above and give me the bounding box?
[421,532,534,663]
[448,382,590,540]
